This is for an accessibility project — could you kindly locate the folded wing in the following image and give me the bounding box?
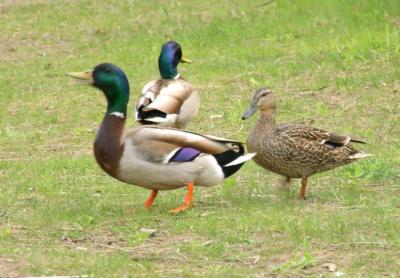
[135,80,195,126]
[278,124,366,147]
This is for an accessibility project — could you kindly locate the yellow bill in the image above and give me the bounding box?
[180,56,192,63]
[66,70,94,83]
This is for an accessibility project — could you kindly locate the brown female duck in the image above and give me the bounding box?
[242,88,370,199]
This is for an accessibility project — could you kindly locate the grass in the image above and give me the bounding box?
[0,0,399,276]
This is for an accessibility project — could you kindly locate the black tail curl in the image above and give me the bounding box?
[212,143,246,178]
[137,107,167,124]
[350,138,366,144]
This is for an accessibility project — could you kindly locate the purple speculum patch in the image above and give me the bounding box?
[169,147,201,163]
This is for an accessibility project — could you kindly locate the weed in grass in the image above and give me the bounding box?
[272,239,314,274]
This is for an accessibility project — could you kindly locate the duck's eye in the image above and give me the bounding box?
[175,49,182,59]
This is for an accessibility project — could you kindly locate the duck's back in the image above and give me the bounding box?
[136,78,199,128]
[247,123,360,178]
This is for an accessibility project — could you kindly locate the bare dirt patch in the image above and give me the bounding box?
[0,0,73,62]
[0,33,72,62]
[0,258,20,278]
[61,230,205,257]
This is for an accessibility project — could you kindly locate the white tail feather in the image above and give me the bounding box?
[144,114,179,124]
[144,117,167,123]
[349,152,372,159]
[224,153,256,167]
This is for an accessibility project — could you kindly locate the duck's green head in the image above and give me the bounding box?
[67,63,130,118]
[158,41,192,79]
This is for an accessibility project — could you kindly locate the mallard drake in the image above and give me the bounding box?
[67,63,254,213]
[135,41,199,129]
[242,88,371,199]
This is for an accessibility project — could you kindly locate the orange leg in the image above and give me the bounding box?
[144,189,158,208]
[298,177,307,199]
[170,182,194,214]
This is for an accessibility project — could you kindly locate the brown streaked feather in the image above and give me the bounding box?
[247,115,366,179]
[244,89,370,183]
[277,124,330,143]
[278,125,366,146]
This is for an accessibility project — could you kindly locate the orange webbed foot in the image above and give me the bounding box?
[169,182,194,214]
[169,202,193,214]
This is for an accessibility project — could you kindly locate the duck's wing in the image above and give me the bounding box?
[126,126,241,155]
[135,80,160,121]
[135,79,195,125]
[277,124,366,147]
[125,126,255,179]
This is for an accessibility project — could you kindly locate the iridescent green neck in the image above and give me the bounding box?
[102,84,129,118]
[159,55,178,79]
[107,98,127,118]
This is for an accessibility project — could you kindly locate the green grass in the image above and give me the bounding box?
[1,0,399,276]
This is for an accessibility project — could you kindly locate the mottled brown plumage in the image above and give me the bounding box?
[242,88,371,199]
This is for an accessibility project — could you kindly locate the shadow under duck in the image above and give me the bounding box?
[242,88,371,199]
[67,63,254,213]
[135,41,199,129]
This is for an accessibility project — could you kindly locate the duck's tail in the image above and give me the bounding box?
[350,138,367,144]
[213,143,256,178]
[349,152,372,159]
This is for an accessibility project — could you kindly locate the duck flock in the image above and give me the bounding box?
[67,41,370,213]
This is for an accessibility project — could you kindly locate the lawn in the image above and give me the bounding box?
[0,0,399,277]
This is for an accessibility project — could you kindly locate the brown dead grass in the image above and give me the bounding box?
[5,221,399,277]
[0,0,72,62]
[55,228,350,277]
[0,258,20,278]
[0,33,72,62]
